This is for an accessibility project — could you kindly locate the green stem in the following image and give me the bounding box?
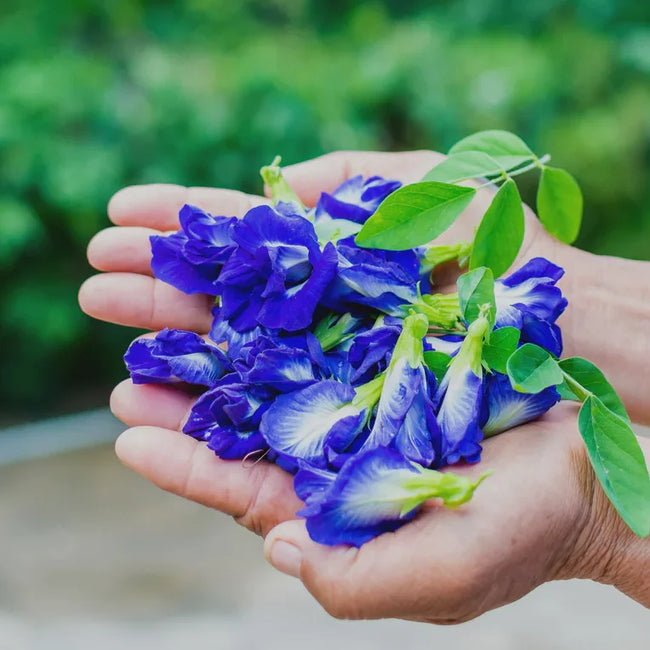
[561,370,592,402]
[260,156,304,206]
[476,153,552,189]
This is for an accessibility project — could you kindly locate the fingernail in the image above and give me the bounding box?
[267,539,302,578]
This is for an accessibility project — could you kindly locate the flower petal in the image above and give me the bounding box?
[260,380,365,466]
[241,347,319,391]
[482,373,561,437]
[303,448,420,546]
[495,257,568,328]
[435,365,484,465]
[124,329,230,386]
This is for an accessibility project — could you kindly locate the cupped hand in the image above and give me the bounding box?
[79,150,625,621]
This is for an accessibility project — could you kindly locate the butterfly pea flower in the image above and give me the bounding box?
[293,462,337,514]
[435,310,491,466]
[360,313,440,466]
[481,373,561,437]
[301,447,487,547]
[150,205,236,295]
[324,237,422,315]
[260,376,384,468]
[494,257,568,329]
[217,205,338,332]
[235,335,321,391]
[185,336,324,459]
[315,175,401,225]
[183,375,272,459]
[348,317,401,384]
[519,313,564,357]
[124,329,230,387]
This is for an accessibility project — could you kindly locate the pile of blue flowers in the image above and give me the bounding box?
[124,161,570,547]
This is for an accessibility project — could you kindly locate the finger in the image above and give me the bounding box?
[262,519,439,620]
[108,184,266,230]
[78,273,213,332]
[283,150,444,206]
[110,379,196,430]
[115,426,300,536]
[87,226,159,276]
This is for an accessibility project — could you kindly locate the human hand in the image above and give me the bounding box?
[78,150,650,618]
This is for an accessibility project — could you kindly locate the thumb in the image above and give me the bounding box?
[263,518,455,621]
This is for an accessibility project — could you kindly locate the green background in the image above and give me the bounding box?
[1,0,649,420]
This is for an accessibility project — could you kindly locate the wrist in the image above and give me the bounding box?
[562,435,650,607]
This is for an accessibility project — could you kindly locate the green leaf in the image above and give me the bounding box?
[483,326,520,374]
[423,350,452,383]
[559,357,628,421]
[536,166,583,244]
[506,343,563,393]
[355,182,476,250]
[579,396,650,537]
[449,130,535,170]
[423,151,504,184]
[469,179,525,278]
[457,267,495,327]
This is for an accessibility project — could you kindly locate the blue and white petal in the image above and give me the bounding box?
[435,364,484,466]
[260,380,366,467]
[482,373,561,437]
[315,175,401,224]
[425,335,463,356]
[392,379,440,467]
[362,358,420,449]
[124,329,230,387]
[183,378,270,459]
[520,314,564,357]
[241,347,319,391]
[494,257,568,328]
[348,320,401,384]
[294,462,338,515]
[301,448,422,546]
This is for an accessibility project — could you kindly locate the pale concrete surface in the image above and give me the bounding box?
[0,413,648,649]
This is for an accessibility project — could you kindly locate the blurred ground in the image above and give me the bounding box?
[0,412,648,649]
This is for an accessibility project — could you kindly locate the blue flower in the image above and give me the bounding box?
[435,313,490,466]
[494,257,568,329]
[260,379,374,467]
[235,335,320,391]
[150,205,236,295]
[481,373,561,437]
[360,314,440,466]
[217,205,338,332]
[184,335,326,460]
[315,175,401,224]
[325,238,422,315]
[293,462,337,513]
[347,318,401,384]
[183,375,271,459]
[209,307,268,359]
[124,329,230,387]
[519,313,564,357]
[301,447,486,547]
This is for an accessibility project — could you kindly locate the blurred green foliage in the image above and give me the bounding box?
[1,0,649,417]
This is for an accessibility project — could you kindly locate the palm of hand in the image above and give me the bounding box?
[79,150,588,622]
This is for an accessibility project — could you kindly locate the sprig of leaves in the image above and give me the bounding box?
[356,130,583,275]
[506,344,650,537]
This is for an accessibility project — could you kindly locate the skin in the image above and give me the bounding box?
[78,150,650,621]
